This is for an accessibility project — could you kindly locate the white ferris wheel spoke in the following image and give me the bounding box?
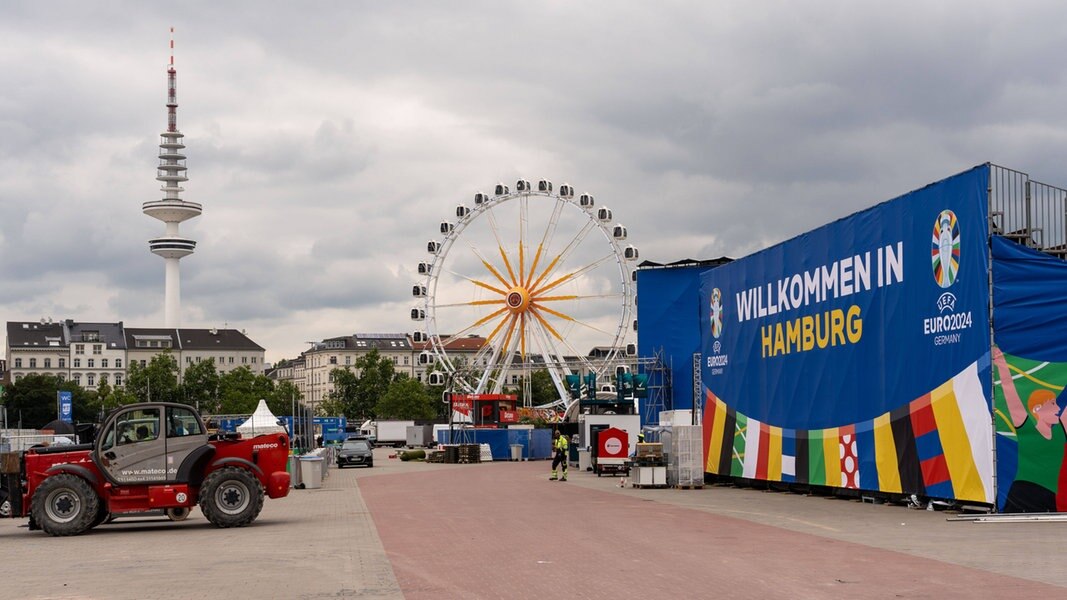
[526,197,566,288]
[532,253,615,296]
[530,309,600,374]
[528,220,596,292]
[535,302,614,337]
[484,206,519,285]
[464,244,512,290]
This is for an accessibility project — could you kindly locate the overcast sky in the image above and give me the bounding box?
[3,1,1067,364]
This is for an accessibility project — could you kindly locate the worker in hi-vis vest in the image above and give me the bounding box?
[550,429,569,481]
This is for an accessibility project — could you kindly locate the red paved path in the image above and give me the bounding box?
[360,461,1061,599]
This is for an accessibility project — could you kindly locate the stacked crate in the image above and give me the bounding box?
[667,425,704,488]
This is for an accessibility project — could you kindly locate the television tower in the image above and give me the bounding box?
[143,28,201,328]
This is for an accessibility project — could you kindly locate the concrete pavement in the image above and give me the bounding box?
[2,447,1065,599]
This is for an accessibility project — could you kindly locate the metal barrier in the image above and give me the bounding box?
[1,431,79,452]
[990,164,1067,258]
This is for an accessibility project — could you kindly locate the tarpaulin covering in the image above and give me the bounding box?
[991,235,1067,511]
[636,264,719,420]
[698,165,994,503]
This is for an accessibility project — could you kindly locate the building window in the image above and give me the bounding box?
[219,356,224,364]
[75,344,84,355]
[57,374,65,382]
[14,358,21,368]
[14,374,22,382]
[186,357,192,364]
[87,359,95,368]
[345,356,351,365]
[252,357,257,364]
[102,358,108,368]
[195,356,201,363]
[115,358,122,368]
[229,357,234,364]
[59,358,66,368]
[44,358,52,368]
[140,360,147,367]
[242,357,248,364]
[87,374,95,386]
[93,345,102,355]
[115,374,123,386]
[29,358,37,368]
[73,374,81,385]
[73,358,81,368]
[329,356,337,365]
[404,356,410,366]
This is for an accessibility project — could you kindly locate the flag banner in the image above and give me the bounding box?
[699,166,993,504]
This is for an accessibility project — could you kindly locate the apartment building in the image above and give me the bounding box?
[6,320,265,390]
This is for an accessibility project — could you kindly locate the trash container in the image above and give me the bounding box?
[299,456,324,489]
[510,444,523,461]
[288,455,302,488]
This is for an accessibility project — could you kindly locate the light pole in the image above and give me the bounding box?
[305,341,317,450]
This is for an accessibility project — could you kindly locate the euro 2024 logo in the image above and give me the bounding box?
[931,209,959,289]
[710,287,723,339]
[926,209,972,344]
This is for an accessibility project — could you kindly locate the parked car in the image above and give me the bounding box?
[336,439,374,468]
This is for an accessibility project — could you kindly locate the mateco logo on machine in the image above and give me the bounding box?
[253,442,280,451]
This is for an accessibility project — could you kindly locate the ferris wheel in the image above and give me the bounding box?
[412,179,638,408]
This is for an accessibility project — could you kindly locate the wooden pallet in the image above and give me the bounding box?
[673,484,705,490]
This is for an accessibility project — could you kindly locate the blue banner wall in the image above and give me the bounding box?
[699,166,994,503]
[637,264,720,420]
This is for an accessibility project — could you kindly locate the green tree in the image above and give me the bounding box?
[5,374,93,428]
[216,366,270,415]
[375,376,436,419]
[126,351,181,403]
[183,358,221,414]
[266,380,303,417]
[322,367,360,417]
[351,350,397,419]
[507,369,559,406]
[529,369,560,405]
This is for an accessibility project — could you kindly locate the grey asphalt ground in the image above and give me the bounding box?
[1,447,1064,599]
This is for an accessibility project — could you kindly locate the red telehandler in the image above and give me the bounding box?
[0,402,290,536]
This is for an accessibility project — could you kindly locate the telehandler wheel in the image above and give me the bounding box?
[31,474,100,537]
[199,467,264,528]
[90,503,109,529]
[166,507,191,521]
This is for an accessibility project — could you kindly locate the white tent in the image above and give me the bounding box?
[236,400,287,436]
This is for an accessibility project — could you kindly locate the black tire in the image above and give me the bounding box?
[90,503,109,529]
[31,474,99,537]
[198,467,264,528]
[367,460,373,468]
[166,507,191,521]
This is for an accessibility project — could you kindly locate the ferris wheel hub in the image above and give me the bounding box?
[506,287,531,314]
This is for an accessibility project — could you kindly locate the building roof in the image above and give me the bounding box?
[6,321,66,350]
[8,320,265,354]
[411,335,487,352]
[69,321,127,350]
[309,333,412,353]
[176,328,265,351]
